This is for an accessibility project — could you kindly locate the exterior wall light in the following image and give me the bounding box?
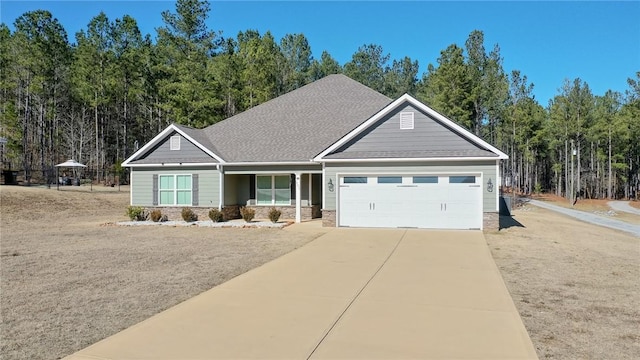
[328,178,334,192]
[487,178,494,193]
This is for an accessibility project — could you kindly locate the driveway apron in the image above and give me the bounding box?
[65,228,537,360]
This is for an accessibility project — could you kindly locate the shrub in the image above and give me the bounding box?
[149,209,167,222]
[181,207,198,222]
[268,207,281,223]
[208,208,225,222]
[240,207,255,222]
[534,182,542,195]
[126,206,148,221]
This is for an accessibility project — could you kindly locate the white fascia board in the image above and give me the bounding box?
[314,94,509,161]
[226,170,323,175]
[320,156,502,163]
[127,162,221,167]
[121,124,226,167]
[222,161,320,166]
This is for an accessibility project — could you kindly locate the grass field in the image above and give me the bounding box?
[2,185,639,359]
[486,205,640,359]
[0,185,325,360]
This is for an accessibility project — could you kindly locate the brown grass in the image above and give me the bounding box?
[0,185,325,360]
[486,207,640,359]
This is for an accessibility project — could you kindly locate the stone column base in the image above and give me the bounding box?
[483,212,499,231]
[322,210,336,227]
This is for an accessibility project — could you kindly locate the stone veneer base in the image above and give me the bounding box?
[322,210,336,227]
[483,212,499,231]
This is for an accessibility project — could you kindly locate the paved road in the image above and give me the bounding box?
[528,199,640,237]
[608,201,640,215]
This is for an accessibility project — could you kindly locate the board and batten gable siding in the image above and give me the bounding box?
[323,161,497,212]
[131,167,220,207]
[133,131,218,164]
[331,103,487,155]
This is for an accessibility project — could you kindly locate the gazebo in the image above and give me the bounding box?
[55,159,87,190]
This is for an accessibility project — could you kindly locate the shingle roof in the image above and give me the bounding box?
[323,149,499,159]
[173,124,223,158]
[202,74,392,162]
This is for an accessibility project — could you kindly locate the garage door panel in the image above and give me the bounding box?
[338,175,482,230]
[339,185,374,227]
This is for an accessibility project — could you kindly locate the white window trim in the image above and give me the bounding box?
[170,135,181,151]
[256,174,291,206]
[159,174,192,206]
[399,111,414,130]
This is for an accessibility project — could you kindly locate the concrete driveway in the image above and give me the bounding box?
[65,228,537,360]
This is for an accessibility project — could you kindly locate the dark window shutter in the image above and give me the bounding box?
[192,174,199,206]
[290,174,296,200]
[152,174,158,205]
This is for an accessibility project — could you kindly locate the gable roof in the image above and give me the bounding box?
[122,123,225,166]
[124,76,508,167]
[202,74,392,162]
[314,94,508,161]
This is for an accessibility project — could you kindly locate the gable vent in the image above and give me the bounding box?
[399,112,414,130]
[170,135,181,150]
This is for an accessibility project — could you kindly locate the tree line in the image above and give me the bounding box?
[0,0,638,199]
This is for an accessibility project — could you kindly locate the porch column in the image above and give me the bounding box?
[218,165,224,210]
[295,172,301,223]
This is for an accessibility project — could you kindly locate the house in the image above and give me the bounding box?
[122,74,507,230]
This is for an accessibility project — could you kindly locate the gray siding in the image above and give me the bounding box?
[131,167,220,207]
[329,103,488,157]
[224,174,251,206]
[324,161,498,212]
[224,174,239,205]
[312,174,322,205]
[133,131,218,164]
[300,173,310,203]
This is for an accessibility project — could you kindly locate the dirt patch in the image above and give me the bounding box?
[630,201,640,210]
[0,185,325,360]
[486,206,640,359]
[530,193,640,225]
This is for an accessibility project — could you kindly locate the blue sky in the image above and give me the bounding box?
[2,1,639,106]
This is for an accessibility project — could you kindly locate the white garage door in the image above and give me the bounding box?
[338,174,482,229]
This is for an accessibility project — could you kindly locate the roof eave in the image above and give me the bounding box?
[319,156,504,163]
[127,162,221,168]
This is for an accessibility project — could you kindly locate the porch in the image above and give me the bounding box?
[222,169,323,223]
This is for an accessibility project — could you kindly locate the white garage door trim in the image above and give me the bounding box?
[336,172,483,230]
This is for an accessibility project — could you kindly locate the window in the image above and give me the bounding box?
[170,135,180,150]
[377,176,402,184]
[344,176,368,184]
[257,175,290,205]
[159,174,192,205]
[399,112,414,130]
[449,175,476,184]
[413,176,438,184]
